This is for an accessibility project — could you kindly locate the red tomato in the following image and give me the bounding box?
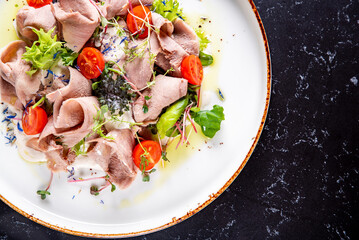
[26,0,52,8]
[22,106,48,135]
[181,55,204,85]
[133,140,162,171]
[126,5,152,39]
[77,47,105,79]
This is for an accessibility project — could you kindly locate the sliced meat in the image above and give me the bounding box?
[101,0,154,19]
[52,0,100,52]
[16,5,58,44]
[39,67,68,96]
[26,134,75,172]
[100,0,127,19]
[124,33,161,89]
[46,67,92,103]
[154,31,188,77]
[152,12,174,35]
[46,142,76,172]
[0,79,23,109]
[88,129,137,189]
[52,97,99,147]
[47,67,92,129]
[172,18,199,56]
[0,40,41,108]
[151,14,188,77]
[38,96,99,148]
[133,75,188,122]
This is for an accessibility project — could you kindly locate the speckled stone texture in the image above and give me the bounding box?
[1,0,358,239]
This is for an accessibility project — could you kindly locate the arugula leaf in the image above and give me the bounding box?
[199,51,213,66]
[196,29,210,52]
[191,105,225,138]
[152,0,184,22]
[156,97,188,138]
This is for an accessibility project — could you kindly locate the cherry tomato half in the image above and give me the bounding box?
[126,5,152,39]
[133,140,161,171]
[77,47,105,79]
[181,55,204,85]
[26,0,52,8]
[22,106,48,135]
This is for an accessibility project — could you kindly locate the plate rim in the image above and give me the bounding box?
[0,0,272,237]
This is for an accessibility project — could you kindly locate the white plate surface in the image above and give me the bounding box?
[0,0,270,237]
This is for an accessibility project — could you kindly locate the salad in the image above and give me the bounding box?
[0,0,224,199]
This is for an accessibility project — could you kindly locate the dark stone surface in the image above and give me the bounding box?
[1,0,358,239]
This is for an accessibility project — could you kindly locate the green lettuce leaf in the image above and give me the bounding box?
[61,49,79,66]
[22,27,78,75]
[22,28,63,75]
[195,29,210,52]
[191,105,225,138]
[152,0,184,22]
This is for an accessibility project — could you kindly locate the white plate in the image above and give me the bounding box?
[0,0,271,237]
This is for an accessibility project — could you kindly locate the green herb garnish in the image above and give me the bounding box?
[22,27,77,75]
[199,51,213,66]
[196,29,210,52]
[142,104,149,113]
[152,0,184,22]
[191,105,225,138]
[36,190,50,200]
[90,186,100,196]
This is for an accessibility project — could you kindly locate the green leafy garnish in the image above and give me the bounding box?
[156,97,188,138]
[162,151,169,162]
[111,183,116,192]
[92,81,101,90]
[105,175,116,192]
[90,186,100,196]
[199,51,213,66]
[143,104,149,113]
[71,105,113,156]
[140,155,149,174]
[60,49,78,66]
[93,105,113,139]
[22,27,78,75]
[22,28,63,75]
[142,174,150,182]
[37,190,50,200]
[196,29,210,52]
[191,105,225,138]
[72,138,87,156]
[142,169,156,182]
[152,0,184,22]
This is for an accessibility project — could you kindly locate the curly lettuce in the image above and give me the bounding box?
[22,27,78,76]
[195,29,210,52]
[151,0,184,22]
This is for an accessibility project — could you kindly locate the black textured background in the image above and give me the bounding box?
[1,0,359,239]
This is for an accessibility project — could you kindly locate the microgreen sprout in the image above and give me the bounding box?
[31,96,46,109]
[37,171,53,200]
